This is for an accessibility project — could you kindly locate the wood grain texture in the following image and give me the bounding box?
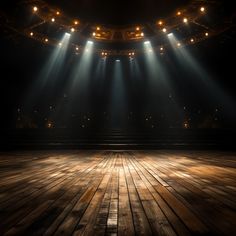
[0,150,235,235]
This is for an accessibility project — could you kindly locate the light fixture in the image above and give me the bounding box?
[30,32,34,36]
[183,18,188,23]
[190,38,194,42]
[205,32,209,37]
[158,21,163,26]
[45,38,48,42]
[71,28,75,32]
[33,6,38,12]
[162,28,167,33]
[136,27,140,31]
[200,7,205,12]
[56,11,60,15]
[74,20,78,25]
[96,26,100,31]
[51,18,55,22]
[92,32,96,36]
[140,32,144,37]
[177,11,181,16]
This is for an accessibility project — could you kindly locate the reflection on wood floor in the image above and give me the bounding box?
[0,150,235,235]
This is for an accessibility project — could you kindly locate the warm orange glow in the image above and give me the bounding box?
[158,21,163,26]
[136,27,140,31]
[160,47,164,51]
[45,38,48,42]
[56,11,60,15]
[74,20,79,25]
[33,6,38,12]
[96,27,100,31]
[177,11,181,16]
[200,7,205,12]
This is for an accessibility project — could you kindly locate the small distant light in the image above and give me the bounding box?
[144,41,150,45]
[92,32,96,36]
[58,42,62,47]
[177,42,181,47]
[76,47,79,51]
[116,59,120,62]
[74,20,79,25]
[205,32,209,37]
[51,18,55,22]
[162,28,167,33]
[30,32,34,36]
[136,27,140,31]
[71,28,75,32]
[102,52,105,56]
[158,21,163,26]
[200,7,205,12]
[183,18,188,23]
[56,11,60,15]
[160,47,164,51]
[33,6,38,12]
[45,38,48,42]
[190,38,194,42]
[96,26,100,31]
[87,41,93,44]
[177,11,181,16]
[140,32,144,37]
[132,52,135,56]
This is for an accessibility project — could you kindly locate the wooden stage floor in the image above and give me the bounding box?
[0,150,235,235]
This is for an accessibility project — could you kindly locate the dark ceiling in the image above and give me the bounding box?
[46,0,190,25]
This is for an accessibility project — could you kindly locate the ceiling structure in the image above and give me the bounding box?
[0,0,235,57]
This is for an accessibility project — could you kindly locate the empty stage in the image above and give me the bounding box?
[0,151,235,235]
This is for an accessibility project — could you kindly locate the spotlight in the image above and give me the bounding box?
[92,32,96,36]
[76,47,79,51]
[56,11,60,15]
[177,11,181,16]
[96,26,100,31]
[58,42,62,47]
[140,32,144,37]
[190,38,194,43]
[74,20,79,25]
[51,18,55,22]
[144,41,150,45]
[45,38,48,42]
[183,18,188,23]
[205,32,209,37]
[30,32,34,36]
[65,32,71,37]
[167,33,173,37]
[136,27,140,31]
[87,41,93,45]
[158,21,163,26]
[162,28,167,33]
[33,6,38,12]
[200,7,205,12]
[71,28,75,32]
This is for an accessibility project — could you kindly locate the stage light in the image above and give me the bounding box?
[177,42,181,47]
[74,20,79,25]
[33,6,38,12]
[136,27,140,31]
[92,32,96,36]
[71,28,75,32]
[65,32,71,37]
[76,47,79,51]
[167,33,173,37]
[141,32,144,37]
[177,11,181,16]
[51,18,55,22]
[160,47,164,51]
[56,11,60,15]
[97,26,100,31]
[144,41,150,45]
[58,42,62,47]
[200,7,205,12]
[205,32,209,37]
[30,32,34,36]
[87,41,93,45]
[162,28,167,33]
[45,38,48,42]
[116,59,120,62]
[190,38,194,42]
[183,18,188,23]
[158,21,163,26]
